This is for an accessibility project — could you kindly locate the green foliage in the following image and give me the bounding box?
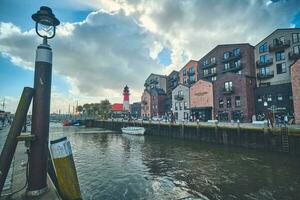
[80,100,111,119]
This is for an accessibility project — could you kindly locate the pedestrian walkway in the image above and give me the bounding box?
[0,129,61,200]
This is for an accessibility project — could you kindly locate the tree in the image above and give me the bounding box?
[76,105,83,113]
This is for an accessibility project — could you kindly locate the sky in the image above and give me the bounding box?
[0,0,299,114]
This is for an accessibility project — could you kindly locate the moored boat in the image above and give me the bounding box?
[121,127,145,135]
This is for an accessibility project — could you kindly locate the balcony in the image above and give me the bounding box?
[223,87,234,95]
[187,79,196,85]
[189,71,195,76]
[256,58,273,68]
[257,71,274,79]
[203,60,217,69]
[203,72,217,78]
[142,100,148,105]
[222,63,243,73]
[222,53,241,63]
[269,40,290,52]
[149,79,159,85]
[288,51,300,61]
[174,94,184,101]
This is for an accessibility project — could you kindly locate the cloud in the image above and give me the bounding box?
[1,0,300,113]
[0,10,164,107]
[80,0,300,73]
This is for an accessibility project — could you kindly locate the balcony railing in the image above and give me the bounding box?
[174,94,184,101]
[189,71,195,76]
[288,51,300,60]
[203,60,217,69]
[269,40,290,52]
[149,79,159,85]
[203,72,217,78]
[257,71,274,79]
[222,63,243,73]
[256,58,273,68]
[222,53,241,63]
[187,79,196,85]
[223,87,234,94]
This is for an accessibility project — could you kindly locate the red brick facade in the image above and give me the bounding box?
[179,60,199,85]
[213,73,255,122]
[291,60,300,124]
[190,80,214,111]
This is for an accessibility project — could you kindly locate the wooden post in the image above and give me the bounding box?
[0,87,34,195]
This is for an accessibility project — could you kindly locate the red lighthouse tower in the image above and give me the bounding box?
[123,85,130,111]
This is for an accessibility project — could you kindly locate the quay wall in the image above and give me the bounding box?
[87,120,300,154]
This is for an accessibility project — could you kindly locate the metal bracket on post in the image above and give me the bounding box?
[17,134,36,148]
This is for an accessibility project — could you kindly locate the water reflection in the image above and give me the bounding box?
[48,125,300,200]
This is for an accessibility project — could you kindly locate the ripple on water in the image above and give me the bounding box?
[48,125,300,200]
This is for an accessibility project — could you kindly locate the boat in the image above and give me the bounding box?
[121,127,145,135]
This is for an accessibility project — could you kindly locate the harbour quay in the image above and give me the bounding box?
[88,120,300,154]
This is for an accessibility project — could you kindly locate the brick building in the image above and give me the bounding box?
[179,60,199,86]
[254,28,300,117]
[189,80,214,121]
[291,59,300,124]
[166,70,180,112]
[141,88,167,118]
[141,90,151,118]
[198,43,256,122]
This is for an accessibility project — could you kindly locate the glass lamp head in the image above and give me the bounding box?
[32,6,60,39]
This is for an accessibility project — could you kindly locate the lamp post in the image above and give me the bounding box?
[27,6,59,196]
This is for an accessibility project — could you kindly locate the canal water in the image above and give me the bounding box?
[48,124,300,200]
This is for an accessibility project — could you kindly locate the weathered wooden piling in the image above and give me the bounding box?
[0,87,34,195]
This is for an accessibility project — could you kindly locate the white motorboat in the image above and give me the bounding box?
[121,127,145,135]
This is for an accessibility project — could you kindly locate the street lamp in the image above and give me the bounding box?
[32,6,60,43]
[27,6,59,196]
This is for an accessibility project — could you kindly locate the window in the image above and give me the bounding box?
[219,98,224,108]
[292,33,300,43]
[237,70,242,75]
[277,94,283,101]
[257,96,262,102]
[224,52,230,59]
[275,51,285,61]
[224,63,230,70]
[294,45,300,54]
[204,69,209,76]
[211,76,216,81]
[175,102,178,111]
[190,75,195,82]
[179,90,183,95]
[203,59,208,66]
[189,67,195,74]
[234,60,241,67]
[183,77,187,84]
[226,97,232,108]
[224,81,233,91]
[183,68,187,76]
[260,54,269,63]
[259,42,268,53]
[235,96,241,107]
[184,102,188,110]
[259,67,270,75]
[233,48,240,56]
[276,63,287,74]
[211,57,216,63]
[267,94,272,102]
[211,67,216,74]
[179,102,183,110]
[279,36,285,43]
